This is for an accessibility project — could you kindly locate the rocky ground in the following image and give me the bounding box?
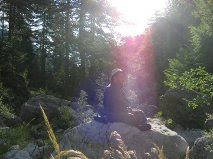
[1,91,213,159]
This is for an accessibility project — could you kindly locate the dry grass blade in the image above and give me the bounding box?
[57,150,88,159]
[49,154,55,159]
[185,146,190,159]
[153,144,167,159]
[40,104,60,155]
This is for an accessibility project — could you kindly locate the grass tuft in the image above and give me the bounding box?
[39,104,88,159]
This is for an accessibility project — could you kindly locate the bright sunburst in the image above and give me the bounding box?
[109,0,168,36]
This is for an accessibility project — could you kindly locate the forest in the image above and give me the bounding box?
[0,0,212,159]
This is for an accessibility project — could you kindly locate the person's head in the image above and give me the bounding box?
[110,68,125,86]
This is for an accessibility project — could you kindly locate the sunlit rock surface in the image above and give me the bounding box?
[58,118,188,159]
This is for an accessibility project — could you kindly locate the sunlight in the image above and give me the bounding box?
[109,0,168,36]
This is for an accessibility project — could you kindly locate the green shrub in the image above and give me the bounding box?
[0,126,31,155]
[78,90,88,106]
[40,105,88,159]
[95,73,108,104]
[204,128,213,153]
[0,99,15,120]
[163,65,213,128]
[165,66,213,109]
[0,82,17,108]
[0,83,16,121]
[95,89,104,104]
[56,106,76,129]
[30,88,46,96]
[206,113,213,120]
[154,112,176,129]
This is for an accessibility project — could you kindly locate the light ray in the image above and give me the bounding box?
[109,0,168,36]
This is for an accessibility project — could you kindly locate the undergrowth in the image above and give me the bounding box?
[0,126,31,155]
[40,105,88,159]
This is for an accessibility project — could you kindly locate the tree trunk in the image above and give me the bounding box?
[8,1,15,40]
[41,11,46,86]
[79,0,86,78]
[1,12,4,41]
[64,0,71,84]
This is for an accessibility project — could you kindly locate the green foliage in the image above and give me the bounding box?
[190,0,213,73]
[165,66,213,109]
[0,102,15,120]
[0,126,31,155]
[154,112,176,129]
[56,106,76,129]
[30,88,47,96]
[78,90,88,106]
[206,113,213,120]
[162,65,213,128]
[0,83,9,99]
[95,73,108,104]
[159,0,213,128]
[40,105,88,159]
[0,0,117,99]
[204,129,213,152]
[151,0,195,94]
[0,83,15,120]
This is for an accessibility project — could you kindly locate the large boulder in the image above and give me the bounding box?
[20,95,94,126]
[160,88,212,128]
[175,129,204,147]
[3,145,31,159]
[189,137,213,159]
[20,95,70,122]
[58,118,188,159]
[23,143,52,159]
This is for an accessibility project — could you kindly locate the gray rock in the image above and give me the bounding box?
[23,143,40,159]
[189,137,213,159]
[23,143,52,159]
[20,95,71,122]
[58,118,188,159]
[176,129,204,147]
[20,95,93,125]
[38,145,52,159]
[3,149,31,159]
[9,145,20,150]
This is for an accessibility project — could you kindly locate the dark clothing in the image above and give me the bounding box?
[103,84,129,118]
[103,83,149,129]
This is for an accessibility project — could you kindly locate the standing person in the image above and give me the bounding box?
[103,68,151,131]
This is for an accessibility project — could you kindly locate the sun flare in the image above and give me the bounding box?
[109,0,168,36]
